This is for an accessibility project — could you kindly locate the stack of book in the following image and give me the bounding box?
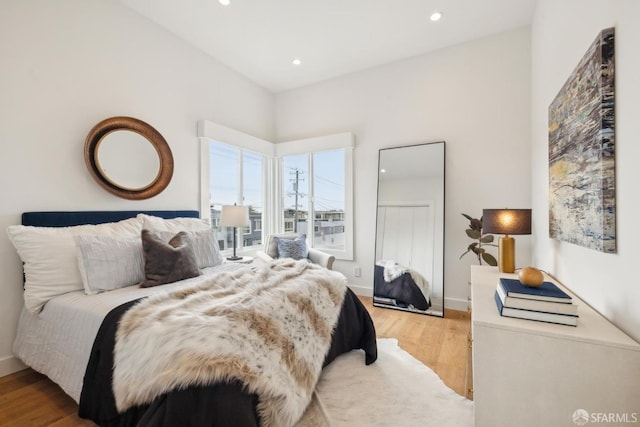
[494,277,578,326]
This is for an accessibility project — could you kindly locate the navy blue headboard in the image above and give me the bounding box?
[21,210,200,227]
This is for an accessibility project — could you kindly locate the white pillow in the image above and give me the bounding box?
[156,229,223,269]
[74,235,144,295]
[6,218,142,313]
[137,213,210,232]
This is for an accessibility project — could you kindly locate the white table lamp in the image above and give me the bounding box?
[220,204,250,260]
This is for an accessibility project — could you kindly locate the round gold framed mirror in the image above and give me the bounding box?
[84,116,173,200]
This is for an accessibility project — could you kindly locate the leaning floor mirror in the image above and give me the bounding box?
[373,142,445,317]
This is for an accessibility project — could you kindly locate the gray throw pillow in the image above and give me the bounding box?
[156,229,223,269]
[274,234,308,260]
[139,229,201,288]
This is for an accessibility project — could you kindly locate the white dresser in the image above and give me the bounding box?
[470,265,640,427]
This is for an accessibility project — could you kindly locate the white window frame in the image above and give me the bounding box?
[198,121,274,256]
[198,120,354,261]
[275,133,354,261]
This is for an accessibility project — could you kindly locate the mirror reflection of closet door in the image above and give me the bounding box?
[376,204,434,283]
[373,142,445,317]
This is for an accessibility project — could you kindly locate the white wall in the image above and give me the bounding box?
[531,0,640,341]
[0,0,274,375]
[275,27,532,310]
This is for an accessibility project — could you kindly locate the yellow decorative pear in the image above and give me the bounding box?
[518,267,544,287]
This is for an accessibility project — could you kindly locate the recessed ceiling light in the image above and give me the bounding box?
[219,0,230,6]
[430,11,443,22]
[380,169,386,173]
[292,58,302,66]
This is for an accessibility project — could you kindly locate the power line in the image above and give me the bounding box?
[314,175,344,188]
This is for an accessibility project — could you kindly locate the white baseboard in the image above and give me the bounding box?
[0,355,26,377]
[348,284,372,297]
[445,297,470,312]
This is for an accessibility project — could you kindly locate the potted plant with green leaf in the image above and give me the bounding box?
[459,213,498,266]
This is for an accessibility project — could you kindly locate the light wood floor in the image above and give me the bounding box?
[0,296,470,427]
[360,297,471,397]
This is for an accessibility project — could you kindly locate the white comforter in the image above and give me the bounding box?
[12,263,247,402]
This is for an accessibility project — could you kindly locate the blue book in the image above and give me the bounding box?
[499,278,572,304]
[495,291,578,326]
[496,284,578,315]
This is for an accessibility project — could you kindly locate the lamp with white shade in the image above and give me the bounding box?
[220,204,250,261]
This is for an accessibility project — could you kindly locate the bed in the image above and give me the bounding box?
[373,261,430,311]
[9,210,377,427]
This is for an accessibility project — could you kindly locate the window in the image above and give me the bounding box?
[312,150,346,253]
[281,150,348,254]
[208,141,264,253]
[277,137,353,260]
[199,120,353,260]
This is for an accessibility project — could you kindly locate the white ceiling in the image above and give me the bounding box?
[120,0,537,93]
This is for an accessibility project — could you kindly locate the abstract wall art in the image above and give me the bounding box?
[548,27,615,253]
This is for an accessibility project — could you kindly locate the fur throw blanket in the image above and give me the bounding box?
[112,259,347,427]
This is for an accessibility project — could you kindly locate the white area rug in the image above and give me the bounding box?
[312,338,474,427]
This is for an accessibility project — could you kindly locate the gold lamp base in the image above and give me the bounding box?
[498,235,515,273]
